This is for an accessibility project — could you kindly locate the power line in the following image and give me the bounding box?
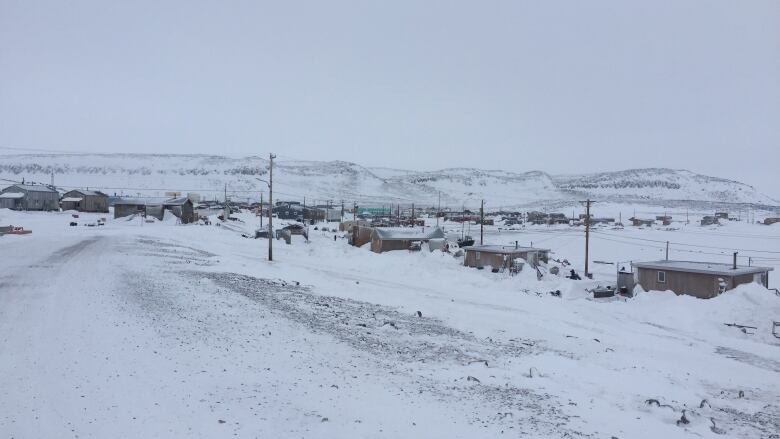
[589,230,780,254]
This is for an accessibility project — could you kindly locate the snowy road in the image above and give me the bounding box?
[0,233,572,438]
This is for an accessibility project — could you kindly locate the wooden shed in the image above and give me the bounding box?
[369,227,445,253]
[0,184,59,211]
[61,189,109,212]
[632,260,772,299]
[113,198,150,219]
[629,217,655,227]
[163,197,195,224]
[463,245,550,271]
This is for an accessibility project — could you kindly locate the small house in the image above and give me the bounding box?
[589,217,615,225]
[163,197,195,224]
[629,217,654,227]
[463,245,550,271]
[700,216,719,226]
[632,260,772,299]
[61,189,109,213]
[764,218,780,225]
[0,184,59,211]
[714,212,729,220]
[369,227,445,253]
[113,198,150,219]
[339,219,370,232]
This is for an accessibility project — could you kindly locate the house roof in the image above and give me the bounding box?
[0,192,25,199]
[633,260,773,276]
[463,245,550,254]
[163,197,191,206]
[372,227,445,241]
[4,184,58,193]
[65,189,106,197]
[114,198,155,206]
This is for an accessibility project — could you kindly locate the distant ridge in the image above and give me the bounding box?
[0,153,776,207]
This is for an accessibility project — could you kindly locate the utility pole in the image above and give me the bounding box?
[268,153,275,261]
[480,199,484,245]
[260,192,264,228]
[352,202,357,247]
[436,191,441,227]
[341,200,344,222]
[584,199,592,278]
[665,241,669,260]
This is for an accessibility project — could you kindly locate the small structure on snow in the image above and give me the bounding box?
[462,244,550,271]
[163,197,196,224]
[369,227,445,253]
[0,184,59,211]
[60,189,109,213]
[632,260,772,299]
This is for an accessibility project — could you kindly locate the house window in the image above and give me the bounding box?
[475,251,481,260]
[657,271,666,283]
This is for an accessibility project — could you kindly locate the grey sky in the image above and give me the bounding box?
[1,1,778,197]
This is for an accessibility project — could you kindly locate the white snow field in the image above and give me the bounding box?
[1,208,778,438]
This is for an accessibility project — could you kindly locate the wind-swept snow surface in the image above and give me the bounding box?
[0,209,778,438]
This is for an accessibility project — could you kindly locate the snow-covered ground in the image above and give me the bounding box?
[1,207,778,438]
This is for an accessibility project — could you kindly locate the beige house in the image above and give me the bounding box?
[369,228,445,253]
[463,245,550,271]
[61,189,109,213]
[633,260,772,299]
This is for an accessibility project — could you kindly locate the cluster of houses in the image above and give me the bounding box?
[338,213,773,300]
[0,183,196,224]
[0,184,110,213]
[2,184,775,300]
[113,197,196,223]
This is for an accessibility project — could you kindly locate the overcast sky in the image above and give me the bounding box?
[1,1,778,197]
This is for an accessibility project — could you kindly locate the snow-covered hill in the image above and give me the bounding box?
[0,153,776,207]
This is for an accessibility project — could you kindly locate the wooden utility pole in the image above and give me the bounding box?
[341,200,344,222]
[436,191,441,227]
[260,192,264,228]
[352,202,357,246]
[480,199,484,245]
[584,199,592,278]
[665,241,669,260]
[268,153,275,261]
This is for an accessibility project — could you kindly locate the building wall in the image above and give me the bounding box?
[0,187,59,211]
[25,191,59,211]
[62,191,109,213]
[0,198,20,209]
[636,268,766,299]
[351,226,373,247]
[464,251,509,269]
[464,250,547,269]
[164,202,195,223]
[114,204,145,219]
[61,201,79,211]
[371,238,410,253]
[83,195,109,213]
